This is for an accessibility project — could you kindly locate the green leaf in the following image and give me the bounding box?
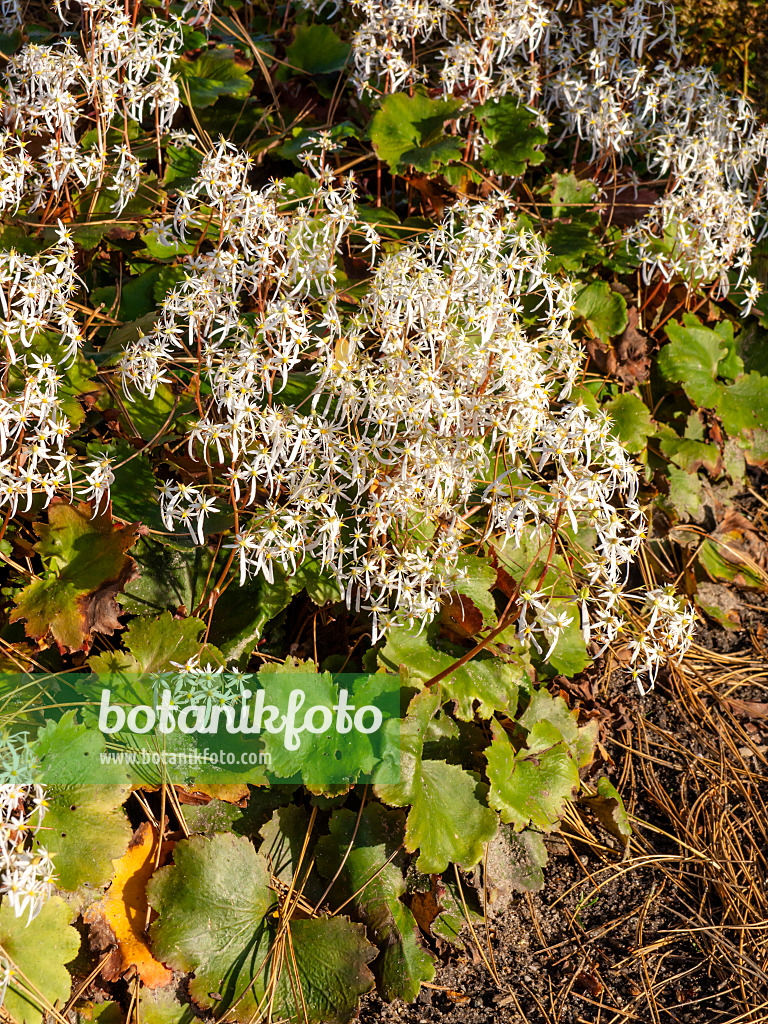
[316,804,435,1002]
[147,833,376,1023]
[717,371,768,435]
[659,317,725,407]
[574,282,628,341]
[485,719,579,831]
[10,503,138,654]
[547,172,598,218]
[257,666,398,790]
[451,552,498,629]
[89,611,224,677]
[0,897,80,1024]
[174,48,253,108]
[286,24,350,75]
[163,144,204,186]
[605,393,654,453]
[137,987,196,1024]
[657,427,720,473]
[545,221,603,273]
[258,805,322,895]
[118,538,214,616]
[0,225,46,256]
[660,315,768,436]
[375,688,498,872]
[370,90,463,175]
[474,96,547,177]
[428,874,483,945]
[42,784,131,890]
[516,689,596,769]
[292,556,343,605]
[489,535,590,676]
[208,568,301,664]
[34,710,130,787]
[698,537,766,589]
[664,467,703,519]
[379,624,524,721]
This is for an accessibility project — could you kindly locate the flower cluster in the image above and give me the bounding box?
[115,144,690,685]
[1,0,182,216]
[0,0,700,704]
[324,0,765,307]
[0,776,55,924]
[627,586,696,694]
[0,226,114,514]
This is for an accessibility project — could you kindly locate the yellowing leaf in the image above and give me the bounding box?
[10,501,139,653]
[84,822,173,989]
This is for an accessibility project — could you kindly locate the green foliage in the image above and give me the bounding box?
[370,90,463,174]
[659,315,768,435]
[606,393,654,453]
[316,804,435,1001]
[40,784,132,891]
[147,833,376,1023]
[374,688,498,872]
[548,172,599,217]
[174,48,253,107]
[34,710,130,786]
[574,281,628,341]
[378,622,526,720]
[486,719,579,830]
[474,96,547,177]
[0,897,80,1024]
[286,24,350,75]
[89,610,224,676]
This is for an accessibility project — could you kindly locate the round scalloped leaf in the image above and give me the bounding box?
[370,90,463,175]
[378,625,524,720]
[374,689,498,872]
[34,711,130,787]
[286,24,350,76]
[147,833,375,1023]
[174,48,253,109]
[475,96,547,177]
[42,784,131,891]
[0,896,80,1024]
[137,987,196,1024]
[605,393,654,454]
[574,281,628,342]
[659,316,725,407]
[516,690,596,769]
[485,720,579,831]
[316,804,435,1002]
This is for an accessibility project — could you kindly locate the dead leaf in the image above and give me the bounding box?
[723,698,768,720]
[409,876,448,936]
[176,783,250,805]
[585,308,649,384]
[84,822,174,989]
[440,594,484,640]
[614,308,650,383]
[600,184,658,229]
[704,509,768,587]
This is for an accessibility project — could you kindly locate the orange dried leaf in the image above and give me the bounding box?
[84,821,173,989]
